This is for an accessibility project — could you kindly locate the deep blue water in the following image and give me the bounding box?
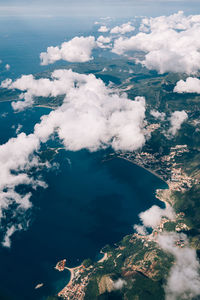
[0,101,166,300]
[0,17,99,80]
[0,17,167,300]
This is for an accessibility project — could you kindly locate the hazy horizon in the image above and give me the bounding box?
[0,0,200,18]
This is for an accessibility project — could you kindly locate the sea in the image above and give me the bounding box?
[0,16,166,300]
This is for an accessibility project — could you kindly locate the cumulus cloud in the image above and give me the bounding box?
[1,69,149,246]
[150,109,166,121]
[98,25,109,33]
[97,35,111,49]
[97,36,111,44]
[168,110,188,136]
[158,232,200,300]
[3,69,148,151]
[40,36,96,65]
[2,71,80,110]
[34,72,147,152]
[112,11,200,74]
[135,204,200,299]
[138,205,175,229]
[0,129,46,247]
[110,22,135,35]
[0,131,47,247]
[174,77,200,93]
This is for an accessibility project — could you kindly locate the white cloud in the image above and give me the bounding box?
[138,205,175,229]
[1,69,149,246]
[98,25,109,33]
[112,11,200,74]
[40,36,96,65]
[133,224,148,235]
[97,35,112,49]
[97,36,111,44]
[16,124,22,134]
[135,203,200,299]
[5,64,10,70]
[2,225,17,248]
[168,110,188,136]
[158,232,200,300]
[32,70,147,152]
[3,69,147,151]
[0,131,47,247]
[110,22,135,35]
[113,278,127,290]
[174,77,200,93]
[2,70,94,110]
[150,109,166,121]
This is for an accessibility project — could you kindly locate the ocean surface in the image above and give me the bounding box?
[0,101,166,300]
[0,17,166,300]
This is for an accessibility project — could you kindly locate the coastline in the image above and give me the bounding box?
[0,99,15,103]
[59,251,108,290]
[34,104,55,110]
[117,156,167,185]
[98,251,108,264]
[57,264,83,298]
[0,101,55,110]
[119,156,172,208]
[64,264,83,286]
[57,155,171,299]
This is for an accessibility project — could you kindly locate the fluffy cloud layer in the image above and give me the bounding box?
[2,70,147,153]
[2,70,83,110]
[97,35,112,49]
[98,25,109,33]
[1,69,149,246]
[174,77,200,93]
[168,110,188,136]
[110,22,135,35]
[0,132,47,247]
[40,36,96,65]
[134,203,200,300]
[158,233,200,300]
[112,11,200,74]
[31,70,148,152]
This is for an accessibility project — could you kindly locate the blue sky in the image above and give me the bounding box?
[0,0,200,17]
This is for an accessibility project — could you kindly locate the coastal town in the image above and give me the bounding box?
[55,259,67,272]
[56,142,196,299]
[57,263,93,300]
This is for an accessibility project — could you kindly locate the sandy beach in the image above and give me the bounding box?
[98,251,108,263]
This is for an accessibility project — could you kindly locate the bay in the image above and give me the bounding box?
[0,102,166,300]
